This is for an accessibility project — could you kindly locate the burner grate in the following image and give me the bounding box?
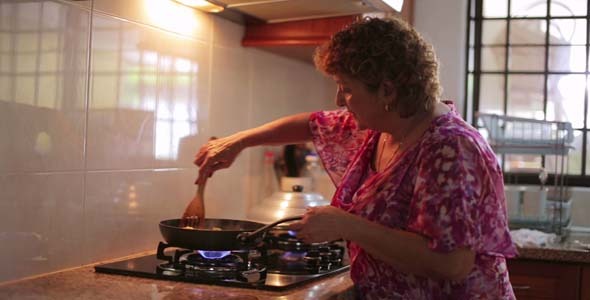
[156,242,268,283]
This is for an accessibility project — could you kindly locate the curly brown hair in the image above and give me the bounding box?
[314,17,441,118]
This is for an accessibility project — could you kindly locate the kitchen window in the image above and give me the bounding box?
[465,0,590,186]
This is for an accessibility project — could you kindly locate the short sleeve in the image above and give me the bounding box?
[309,110,370,186]
[407,136,504,253]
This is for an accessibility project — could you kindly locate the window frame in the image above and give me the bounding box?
[465,0,590,187]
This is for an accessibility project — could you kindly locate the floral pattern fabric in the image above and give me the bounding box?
[309,102,518,300]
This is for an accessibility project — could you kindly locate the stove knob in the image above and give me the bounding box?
[319,262,332,272]
[184,264,193,277]
[240,268,263,283]
[303,251,322,271]
[329,245,343,255]
[319,251,332,262]
[330,255,342,264]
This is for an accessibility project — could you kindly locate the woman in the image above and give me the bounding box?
[194,17,517,299]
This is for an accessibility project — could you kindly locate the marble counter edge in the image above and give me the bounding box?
[0,251,355,300]
[515,246,590,264]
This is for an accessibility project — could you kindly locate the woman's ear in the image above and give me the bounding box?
[380,80,397,99]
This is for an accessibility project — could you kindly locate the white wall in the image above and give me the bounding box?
[0,0,335,282]
[414,0,468,116]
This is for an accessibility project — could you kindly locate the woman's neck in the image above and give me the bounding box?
[382,101,449,145]
[383,110,430,144]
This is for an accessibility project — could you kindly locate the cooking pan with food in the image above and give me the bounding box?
[159,216,302,251]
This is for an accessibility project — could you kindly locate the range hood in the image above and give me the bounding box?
[210,0,402,24]
[202,0,412,63]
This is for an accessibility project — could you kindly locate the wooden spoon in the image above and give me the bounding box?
[180,180,206,228]
[181,136,220,228]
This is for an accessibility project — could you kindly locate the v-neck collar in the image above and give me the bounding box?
[368,109,451,173]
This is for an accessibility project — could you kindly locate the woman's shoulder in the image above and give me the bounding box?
[311,109,357,130]
[426,112,478,142]
[311,108,352,121]
[420,111,493,159]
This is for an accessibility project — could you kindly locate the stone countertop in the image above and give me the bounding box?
[3,232,590,300]
[514,231,590,264]
[0,252,355,300]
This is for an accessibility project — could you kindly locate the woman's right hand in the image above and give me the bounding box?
[194,134,245,184]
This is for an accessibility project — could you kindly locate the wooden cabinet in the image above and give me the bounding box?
[508,259,585,300]
[582,266,590,300]
[241,0,414,63]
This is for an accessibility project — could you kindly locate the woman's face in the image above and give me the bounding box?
[333,74,386,130]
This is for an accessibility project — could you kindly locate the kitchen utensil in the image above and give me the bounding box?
[181,135,219,227]
[180,181,206,228]
[236,215,302,243]
[159,215,302,250]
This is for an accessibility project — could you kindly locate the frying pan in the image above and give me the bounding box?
[159,216,302,251]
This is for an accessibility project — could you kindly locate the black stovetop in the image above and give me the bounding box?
[94,242,349,291]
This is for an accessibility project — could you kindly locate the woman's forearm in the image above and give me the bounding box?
[341,213,475,281]
[238,112,314,148]
[194,112,314,183]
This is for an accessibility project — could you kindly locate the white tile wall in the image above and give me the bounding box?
[0,0,89,173]
[0,0,335,282]
[0,173,86,282]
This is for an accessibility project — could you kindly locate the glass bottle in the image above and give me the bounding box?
[302,153,336,200]
[260,150,280,201]
[301,154,322,192]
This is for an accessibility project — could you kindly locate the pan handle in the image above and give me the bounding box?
[237,215,303,244]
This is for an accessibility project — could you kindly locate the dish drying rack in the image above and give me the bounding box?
[476,113,574,236]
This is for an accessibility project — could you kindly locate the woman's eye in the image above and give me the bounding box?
[340,87,352,94]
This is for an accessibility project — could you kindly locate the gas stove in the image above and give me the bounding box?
[94,227,349,290]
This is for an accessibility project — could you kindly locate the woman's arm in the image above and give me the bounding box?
[195,112,312,183]
[291,206,475,281]
[239,112,314,147]
[343,211,475,281]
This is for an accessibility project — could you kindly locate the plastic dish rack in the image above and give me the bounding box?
[505,185,572,234]
[476,113,574,155]
[477,112,574,235]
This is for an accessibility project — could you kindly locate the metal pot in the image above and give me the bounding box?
[248,180,329,223]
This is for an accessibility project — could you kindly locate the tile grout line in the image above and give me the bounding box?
[0,167,192,177]
[82,0,95,265]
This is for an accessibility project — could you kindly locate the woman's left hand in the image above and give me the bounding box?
[287,206,349,243]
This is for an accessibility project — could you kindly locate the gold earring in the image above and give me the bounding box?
[384,104,391,112]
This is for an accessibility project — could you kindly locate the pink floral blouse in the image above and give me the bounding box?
[309,102,518,300]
